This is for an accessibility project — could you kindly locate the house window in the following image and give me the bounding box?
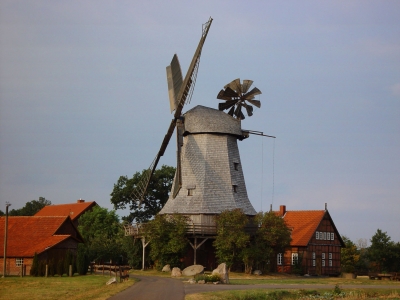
[322,253,325,259]
[292,253,298,265]
[312,252,316,259]
[320,232,323,240]
[322,260,325,267]
[329,260,332,267]
[327,232,331,240]
[234,162,239,171]
[331,233,334,240]
[316,232,319,240]
[329,253,332,260]
[323,232,327,240]
[187,189,194,196]
[16,258,23,266]
[232,185,238,193]
[313,259,316,267]
[277,253,282,265]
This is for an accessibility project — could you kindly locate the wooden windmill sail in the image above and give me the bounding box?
[130,17,213,203]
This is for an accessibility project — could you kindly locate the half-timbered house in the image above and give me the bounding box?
[275,204,345,276]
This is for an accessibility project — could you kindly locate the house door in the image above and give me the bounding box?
[316,258,322,275]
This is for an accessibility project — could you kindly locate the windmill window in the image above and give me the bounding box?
[187,189,194,196]
[233,162,239,171]
[232,185,238,193]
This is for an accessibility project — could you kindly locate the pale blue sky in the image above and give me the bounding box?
[1,1,399,243]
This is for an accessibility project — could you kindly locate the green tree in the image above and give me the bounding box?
[110,165,175,223]
[143,214,188,270]
[9,197,51,216]
[368,229,396,272]
[213,209,250,269]
[78,206,124,263]
[341,236,360,273]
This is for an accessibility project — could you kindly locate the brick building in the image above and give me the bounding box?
[0,216,83,276]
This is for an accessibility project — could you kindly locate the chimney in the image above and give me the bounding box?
[279,205,286,216]
[77,198,85,203]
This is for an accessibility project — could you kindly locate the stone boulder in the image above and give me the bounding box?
[212,263,229,284]
[253,270,262,275]
[182,265,205,276]
[162,264,171,272]
[171,267,182,277]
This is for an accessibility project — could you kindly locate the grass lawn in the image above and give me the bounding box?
[186,289,400,300]
[0,274,136,300]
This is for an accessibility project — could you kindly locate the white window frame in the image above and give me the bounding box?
[323,232,327,240]
[331,232,334,240]
[312,252,316,259]
[320,232,324,240]
[329,260,332,267]
[322,260,325,267]
[322,253,325,259]
[291,253,299,265]
[312,259,316,267]
[316,231,319,239]
[16,258,24,266]
[327,232,331,240]
[277,253,283,265]
[329,253,332,259]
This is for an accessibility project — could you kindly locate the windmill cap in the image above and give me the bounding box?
[184,105,244,137]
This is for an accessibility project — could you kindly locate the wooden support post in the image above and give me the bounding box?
[45,264,48,277]
[20,264,23,277]
[141,237,150,270]
[69,265,72,277]
[188,237,208,265]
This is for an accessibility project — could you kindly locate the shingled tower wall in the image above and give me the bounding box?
[159,105,256,226]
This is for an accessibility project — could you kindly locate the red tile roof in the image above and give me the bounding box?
[34,201,97,220]
[281,210,326,246]
[0,216,81,257]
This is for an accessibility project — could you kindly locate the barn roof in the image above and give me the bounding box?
[35,200,97,220]
[0,216,83,257]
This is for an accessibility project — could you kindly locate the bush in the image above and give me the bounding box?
[57,259,64,276]
[30,253,39,276]
[194,274,221,283]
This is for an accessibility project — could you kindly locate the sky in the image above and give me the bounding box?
[1,1,399,244]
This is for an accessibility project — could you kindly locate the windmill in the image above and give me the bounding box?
[217,78,262,120]
[131,17,213,203]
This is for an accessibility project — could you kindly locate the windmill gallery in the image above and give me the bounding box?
[123,18,344,276]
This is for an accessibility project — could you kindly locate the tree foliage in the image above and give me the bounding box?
[213,209,250,269]
[143,214,188,270]
[78,206,125,263]
[110,165,175,223]
[341,235,360,273]
[368,229,398,272]
[9,197,51,216]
